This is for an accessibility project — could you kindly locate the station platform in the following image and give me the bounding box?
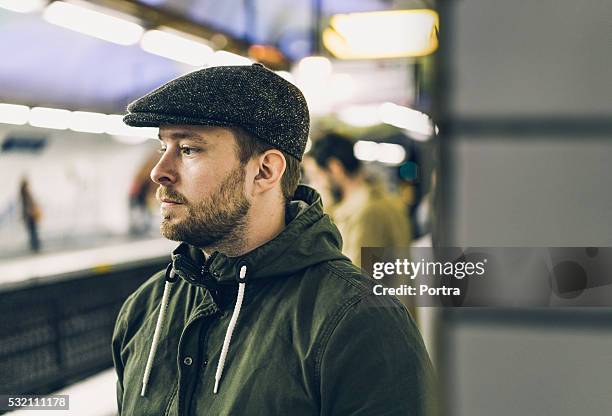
[0,237,176,290]
[0,238,176,405]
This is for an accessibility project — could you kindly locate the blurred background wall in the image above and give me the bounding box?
[434,1,612,415]
[0,125,158,258]
[436,0,612,247]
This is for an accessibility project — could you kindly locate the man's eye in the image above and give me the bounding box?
[158,147,167,154]
[180,146,198,155]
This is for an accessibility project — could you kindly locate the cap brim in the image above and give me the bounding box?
[123,112,237,129]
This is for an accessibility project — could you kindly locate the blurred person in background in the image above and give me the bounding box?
[306,133,412,267]
[128,151,158,235]
[19,176,41,252]
[112,64,434,415]
[301,153,344,216]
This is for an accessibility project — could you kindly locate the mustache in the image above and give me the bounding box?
[156,186,188,204]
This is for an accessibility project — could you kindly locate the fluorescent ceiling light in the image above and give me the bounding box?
[208,51,252,67]
[43,1,143,45]
[141,27,213,66]
[354,140,406,165]
[104,114,130,135]
[323,10,439,59]
[69,111,109,133]
[0,0,46,13]
[29,107,71,129]
[353,140,379,162]
[293,56,335,114]
[337,104,381,128]
[0,103,30,125]
[377,142,406,165]
[105,114,158,139]
[378,102,434,136]
[297,56,332,82]
[330,73,355,102]
[339,103,436,139]
[2,104,158,139]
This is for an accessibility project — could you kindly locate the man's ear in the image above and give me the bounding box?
[253,149,286,194]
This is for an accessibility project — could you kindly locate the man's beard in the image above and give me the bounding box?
[157,165,251,252]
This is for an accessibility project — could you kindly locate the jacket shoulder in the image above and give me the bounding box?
[318,258,405,308]
[305,260,434,415]
[299,258,414,351]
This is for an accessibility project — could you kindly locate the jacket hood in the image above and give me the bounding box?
[169,185,347,291]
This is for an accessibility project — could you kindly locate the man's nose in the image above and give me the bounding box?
[150,152,177,185]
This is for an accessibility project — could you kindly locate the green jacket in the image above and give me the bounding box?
[112,185,435,415]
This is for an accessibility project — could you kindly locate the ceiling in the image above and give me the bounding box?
[0,0,406,113]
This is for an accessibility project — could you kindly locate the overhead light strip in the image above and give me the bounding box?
[0,0,46,13]
[353,140,407,165]
[13,1,257,66]
[0,102,158,140]
[337,102,436,140]
[43,1,144,45]
[0,103,30,125]
[141,27,214,66]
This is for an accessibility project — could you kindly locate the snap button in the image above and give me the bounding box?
[203,359,208,366]
[183,356,193,366]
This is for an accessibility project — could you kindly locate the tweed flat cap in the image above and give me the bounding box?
[124,63,310,160]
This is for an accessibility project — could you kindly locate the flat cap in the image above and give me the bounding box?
[124,63,310,160]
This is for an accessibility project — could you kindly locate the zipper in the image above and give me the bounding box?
[200,251,221,302]
[201,251,220,277]
[176,305,220,416]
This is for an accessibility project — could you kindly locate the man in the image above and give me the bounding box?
[306,133,412,267]
[19,177,41,252]
[112,64,435,415]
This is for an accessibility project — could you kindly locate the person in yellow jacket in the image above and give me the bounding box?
[306,133,411,267]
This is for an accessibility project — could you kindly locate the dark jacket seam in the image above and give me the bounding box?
[323,261,408,311]
[313,290,370,395]
[322,261,370,292]
[163,379,179,416]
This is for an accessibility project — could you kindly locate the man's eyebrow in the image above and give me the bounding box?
[158,131,209,143]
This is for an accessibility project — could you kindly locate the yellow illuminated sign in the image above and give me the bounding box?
[323,9,439,59]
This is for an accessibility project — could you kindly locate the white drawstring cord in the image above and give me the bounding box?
[141,279,173,397]
[213,265,247,394]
